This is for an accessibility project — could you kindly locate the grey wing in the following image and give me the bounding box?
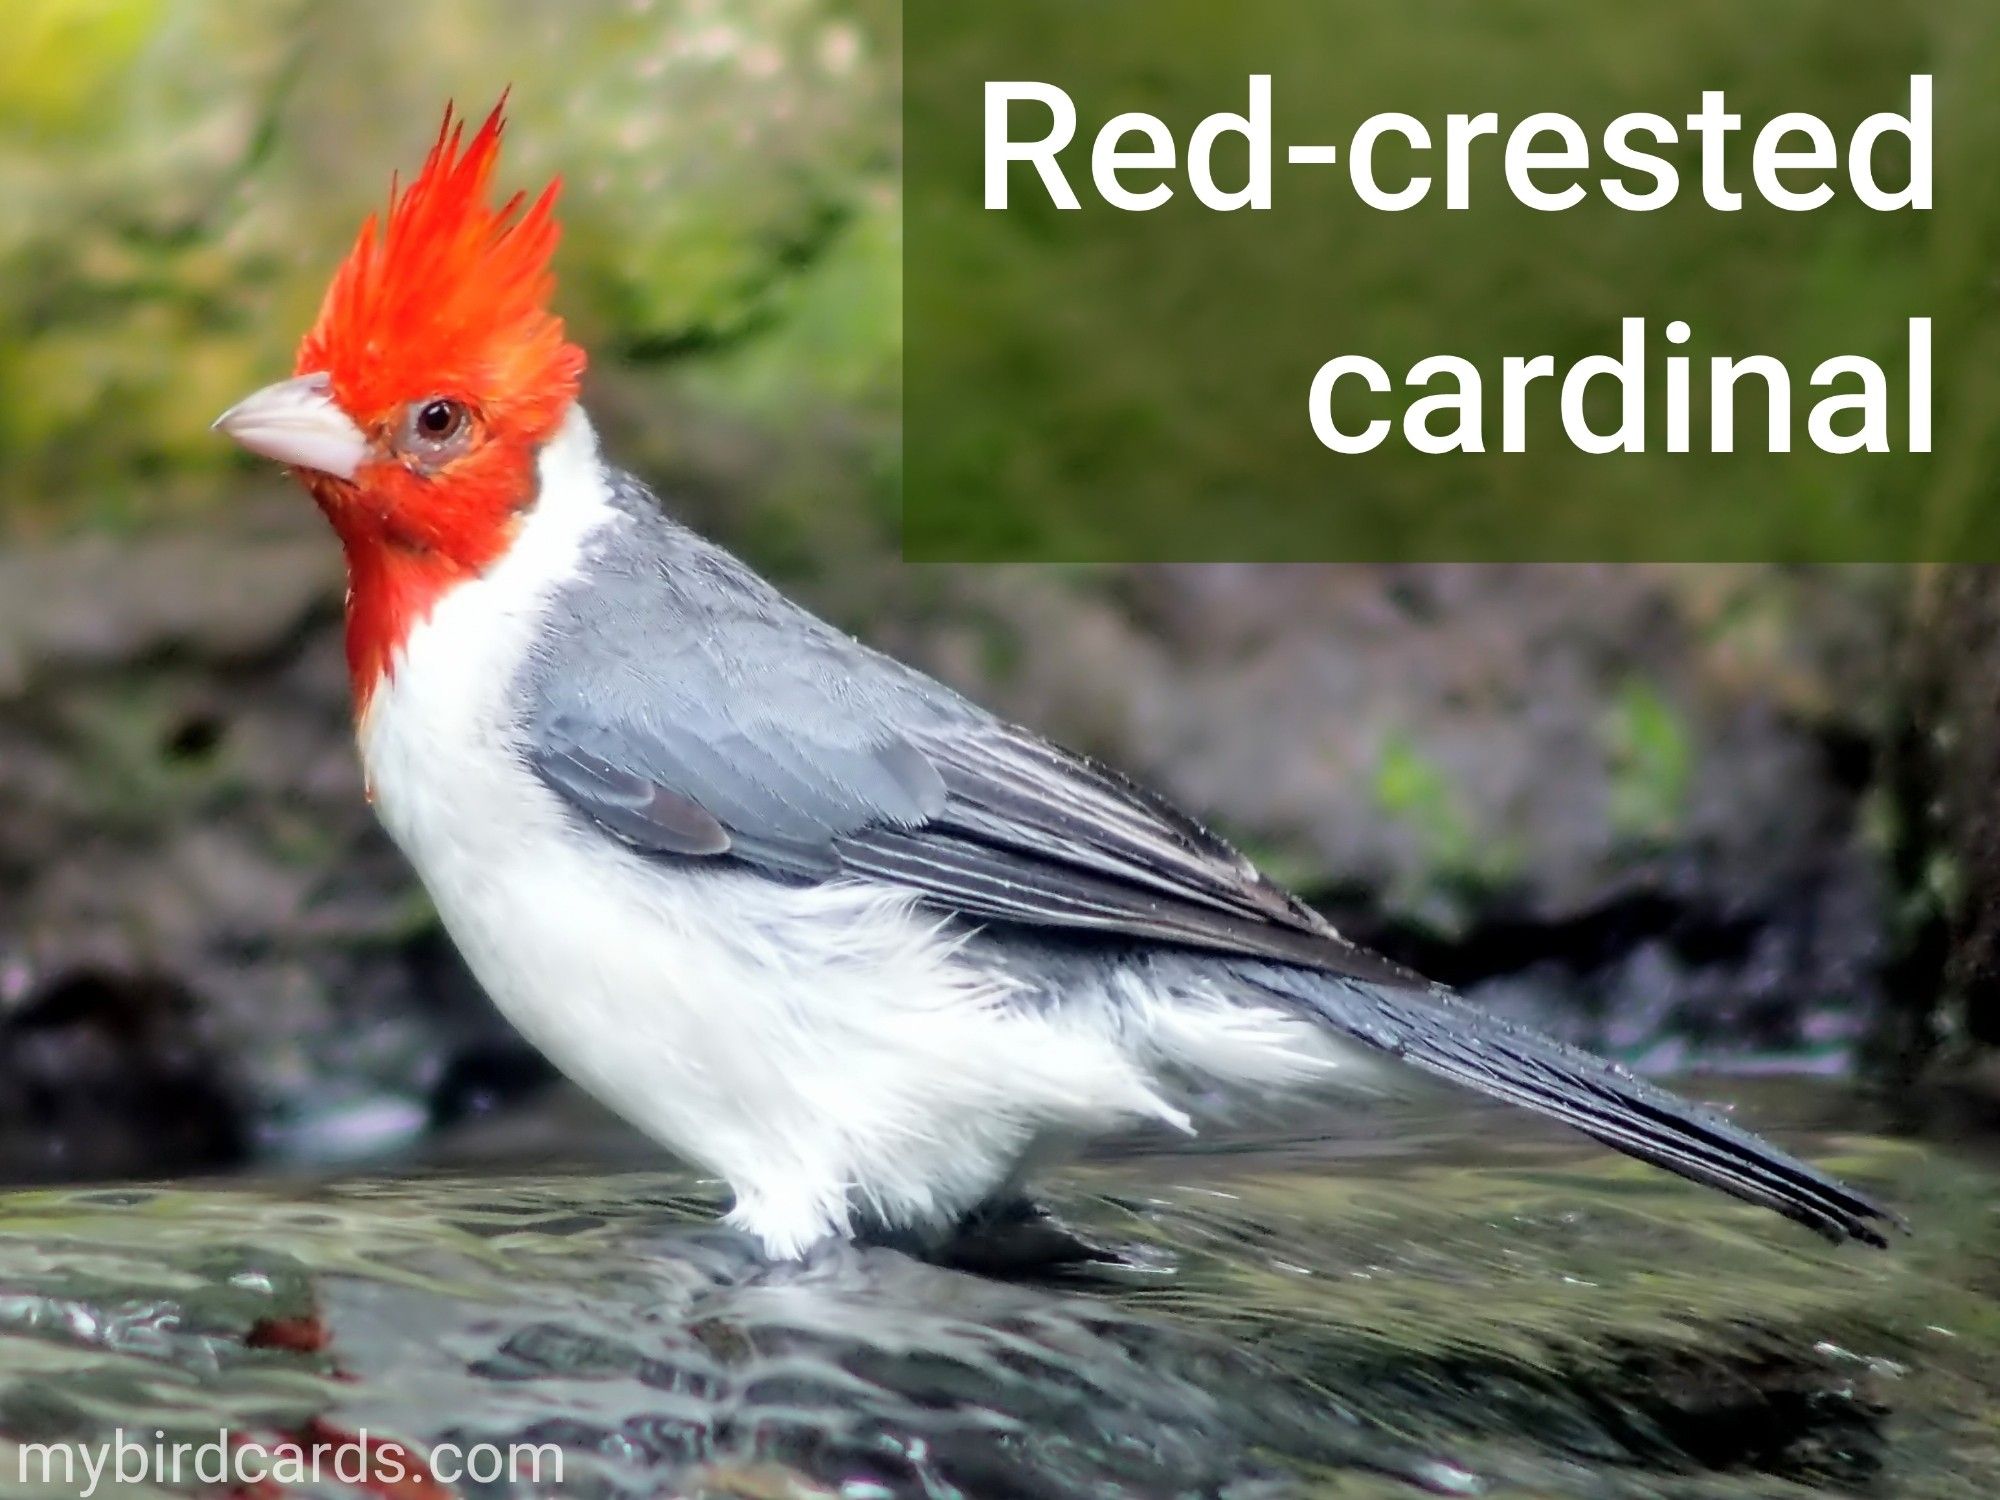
[523,616,1422,988]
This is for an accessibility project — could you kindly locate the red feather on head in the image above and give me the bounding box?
[298,97,584,432]
[294,97,589,716]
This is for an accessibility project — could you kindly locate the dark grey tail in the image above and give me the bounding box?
[1235,964,1897,1247]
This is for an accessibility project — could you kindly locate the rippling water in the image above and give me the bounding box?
[0,1082,1991,1498]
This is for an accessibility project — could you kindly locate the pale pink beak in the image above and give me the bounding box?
[213,372,368,479]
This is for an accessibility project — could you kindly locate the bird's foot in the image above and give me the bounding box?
[916,1196,1173,1283]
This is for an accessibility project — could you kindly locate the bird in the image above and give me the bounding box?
[213,100,1894,1262]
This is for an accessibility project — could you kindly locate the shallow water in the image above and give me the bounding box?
[0,1082,1993,1499]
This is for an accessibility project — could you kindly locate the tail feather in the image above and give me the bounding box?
[1241,965,1898,1247]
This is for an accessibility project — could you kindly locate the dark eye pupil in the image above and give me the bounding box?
[418,400,458,436]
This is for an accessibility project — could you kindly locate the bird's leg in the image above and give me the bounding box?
[919,1195,1170,1281]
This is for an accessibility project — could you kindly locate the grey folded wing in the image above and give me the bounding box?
[522,622,1421,988]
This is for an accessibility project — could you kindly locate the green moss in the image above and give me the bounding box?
[1602,678,1694,844]
[1370,732,1522,929]
[60,683,235,832]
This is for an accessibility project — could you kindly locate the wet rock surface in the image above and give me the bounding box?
[0,1083,1987,1499]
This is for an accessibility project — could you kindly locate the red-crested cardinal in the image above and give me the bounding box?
[214,102,1892,1260]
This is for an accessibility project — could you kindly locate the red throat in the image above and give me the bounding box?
[331,503,524,717]
[293,97,585,714]
[340,545,481,718]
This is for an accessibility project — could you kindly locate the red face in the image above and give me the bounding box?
[214,101,586,711]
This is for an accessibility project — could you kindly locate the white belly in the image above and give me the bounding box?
[354,412,1183,1256]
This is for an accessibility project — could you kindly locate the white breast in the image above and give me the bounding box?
[355,407,1190,1257]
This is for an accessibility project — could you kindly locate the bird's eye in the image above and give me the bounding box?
[416,400,462,438]
[397,397,474,467]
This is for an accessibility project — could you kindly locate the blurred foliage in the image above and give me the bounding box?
[0,0,899,540]
[1602,677,1694,844]
[1370,730,1523,930]
[906,0,2000,561]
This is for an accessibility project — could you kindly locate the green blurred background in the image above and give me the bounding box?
[0,0,899,560]
[907,0,2000,561]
